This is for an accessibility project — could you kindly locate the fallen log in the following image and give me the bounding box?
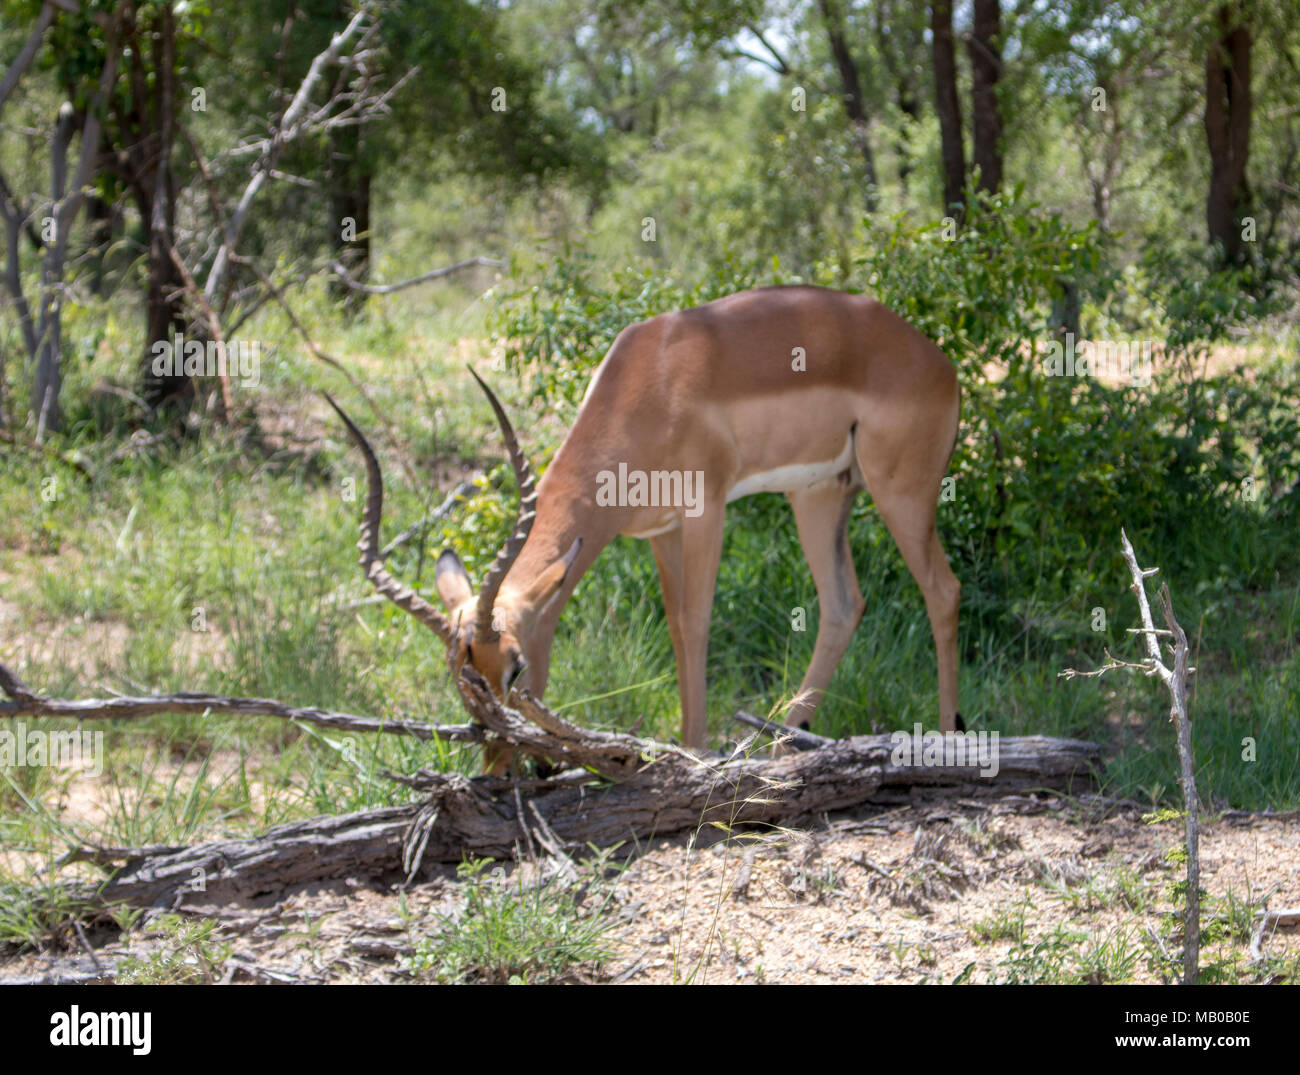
[69,729,1100,912]
[1,660,1101,914]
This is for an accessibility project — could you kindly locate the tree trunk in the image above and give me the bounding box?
[931,0,966,213]
[32,104,78,438]
[32,321,63,437]
[817,0,879,209]
[84,194,115,296]
[1205,2,1252,264]
[327,122,372,317]
[895,86,920,193]
[21,8,118,438]
[136,3,193,407]
[967,0,1003,195]
[141,239,191,405]
[1051,279,1081,346]
[873,2,923,195]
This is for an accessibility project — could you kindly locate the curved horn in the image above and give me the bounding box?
[324,393,456,645]
[468,368,538,642]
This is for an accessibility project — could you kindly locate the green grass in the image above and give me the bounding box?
[116,915,233,985]
[970,902,1028,944]
[404,858,618,984]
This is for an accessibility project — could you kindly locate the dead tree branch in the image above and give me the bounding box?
[56,724,1099,911]
[3,654,1101,913]
[1250,908,1300,965]
[328,257,504,295]
[1060,528,1200,984]
[0,0,59,114]
[379,480,476,558]
[204,8,370,306]
[0,660,479,744]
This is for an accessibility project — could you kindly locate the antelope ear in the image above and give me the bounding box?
[435,549,474,609]
[524,538,583,611]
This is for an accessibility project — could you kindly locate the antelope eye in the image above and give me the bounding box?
[507,656,527,689]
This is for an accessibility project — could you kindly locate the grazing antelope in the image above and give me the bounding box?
[329,284,962,758]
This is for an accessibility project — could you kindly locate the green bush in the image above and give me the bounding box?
[488,246,787,410]
[859,188,1299,611]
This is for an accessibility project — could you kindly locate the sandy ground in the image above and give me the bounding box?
[2,797,1296,985]
[605,804,1300,984]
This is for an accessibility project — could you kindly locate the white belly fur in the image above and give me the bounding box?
[622,433,856,539]
[625,518,681,539]
[725,432,855,502]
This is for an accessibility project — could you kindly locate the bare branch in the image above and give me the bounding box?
[1060,530,1201,984]
[732,709,833,751]
[204,8,370,306]
[1250,908,1300,964]
[380,480,476,557]
[0,0,58,115]
[1157,578,1200,984]
[167,243,234,417]
[0,660,479,744]
[738,23,794,76]
[328,256,504,296]
[1119,528,1172,679]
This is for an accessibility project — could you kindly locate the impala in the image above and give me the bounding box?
[329,284,963,758]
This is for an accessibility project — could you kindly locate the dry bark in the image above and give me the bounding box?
[1,659,1100,913]
[70,731,1099,911]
